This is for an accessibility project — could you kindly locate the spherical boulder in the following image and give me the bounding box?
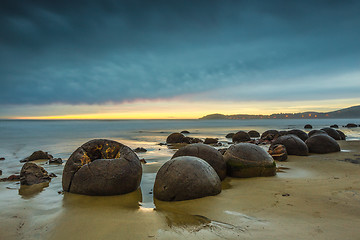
[232,131,251,143]
[336,130,346,140]
[166,133,185,144]
[172,143,226,180]
[345,123,357,128]
[20,162,51,185]
[287,129,308,142]
[330,124,338,128]
[305,134,341,154]
[154,156,221,201]
[271,135,309,156]
[261,130,279,141]
[321,128,341,140]
[304,124,313,129]
[223,143,276,178]
[308,130,328,138]
[268,144,288,161]
[248,130,260,138]
[62,139,142,196]
[225,133,235,138]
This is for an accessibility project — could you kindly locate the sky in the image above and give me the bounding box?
[0,0,360,119]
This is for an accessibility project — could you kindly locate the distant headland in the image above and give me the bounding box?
[200,105,360,120]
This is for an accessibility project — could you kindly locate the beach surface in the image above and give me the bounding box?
[0,119,360,239]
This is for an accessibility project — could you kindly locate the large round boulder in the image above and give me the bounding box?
[248,130,260,138]
[336,130,346,140]
[154,156,221,201]
[172,143,226,180]
[261,130,279,141]
[308,130,328,138]
[232,131,251,143]
[62,139,142,196]
[166,133,185,144]
[287,129,308,142]
[321,128,341,140]
[271,135,309,156]
[223,143,276,178]
[20,162,51,185]
[305,134,341,154]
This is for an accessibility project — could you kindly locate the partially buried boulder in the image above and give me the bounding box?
[336,130,346,140]
[308,130,328,138]
[304,124,312,129]
[62,139,142,196]
[154,156,221,201]
[330,124,339,128]
[20,162,51,185]
[172,143,226,180]
[21,150,53,163]
[271,135,308,156]
[305,134,341,154]
[287,129,308,142]
[261,130,279,141]
[232,131,251,143]
[204,138,218,144]
[225,133,235,138]
[49,158,63,164]
[321,128,341,140]
[268,144,288,161]
[345,123,357,128]
[223,143,276,178]
[248,130,260,138]
[166,133,185,144]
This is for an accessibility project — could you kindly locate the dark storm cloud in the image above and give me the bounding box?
[0,0,360,104]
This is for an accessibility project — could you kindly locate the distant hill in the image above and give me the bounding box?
[200,105,360,120]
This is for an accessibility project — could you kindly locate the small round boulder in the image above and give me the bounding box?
[62,139,142,196]
[223,143,276,178]
[166,133,185,144]
[204,138,218,144]
[225,133,235,138]
[305,134,341,154]
[268,144,288,161]
[330,124,338,128]
[248,130,260,138]
[304,124,312,129]
[172,143,226,180]
[154,156,221,201]
[261,130,279,141]
[336,130,346,140]
[271,135,309,156]
[287,129,308,142]
[232,131,251,143]
[345,123,357,128]
[321,128,341,140]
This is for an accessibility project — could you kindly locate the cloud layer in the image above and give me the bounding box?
[1,0,360,105]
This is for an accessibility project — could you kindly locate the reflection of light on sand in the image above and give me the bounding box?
[341,149,353,152]
[138,203,155,212]
[224,210,267,223]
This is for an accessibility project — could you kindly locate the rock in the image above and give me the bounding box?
[62,139,142,196]
[308,130,328,138]
[133,147,147,153]
[261,130,279,141]
[305,134,341,154]
[182,137,193,144]
[0,157,5,161]
[181,130,190,134]
[0,174,20,181]
[321,127,341,140]
[336,130,346,140]
[0,170,2,175]
[172,143,227,180]
[204,138,218,144]
[304,124,313,129]
[225,133,235,138]
[248,130,260,138]
[279,131,288,136]
[268,144,288,161]
[232,131,251,143]
[271,135,309,156]
[218,148,228,155]
[48,158,63,164]
[287,129,308,142]
[154,156,221,201]
[330,124,339,128]
[223,143,276,178]
[21,150,53,163]
[345,123,357,128]
[191,138,203,144]
[20,162,51,185]
[166,133,185,144]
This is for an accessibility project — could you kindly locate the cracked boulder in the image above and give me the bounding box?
[171,143,227,180]
[271,135,309,156]
[154,156,221,201]
[62,139,142,196]
[224,143,276,178]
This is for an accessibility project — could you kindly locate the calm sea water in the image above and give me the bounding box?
[0,119,359,238]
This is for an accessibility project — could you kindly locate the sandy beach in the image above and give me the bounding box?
[1,138,360,240]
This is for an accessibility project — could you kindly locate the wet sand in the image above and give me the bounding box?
[1,140,360,240]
